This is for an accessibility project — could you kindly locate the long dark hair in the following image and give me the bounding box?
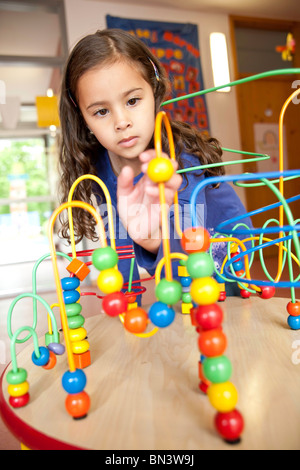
[58,28,224,243]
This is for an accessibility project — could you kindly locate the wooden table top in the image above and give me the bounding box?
[1,295,300,450]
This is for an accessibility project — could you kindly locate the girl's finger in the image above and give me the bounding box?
[117,166,135,197]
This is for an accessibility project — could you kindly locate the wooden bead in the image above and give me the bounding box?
[97,268,123,294]
[147,157,174,183]
[42,350,57,370]
[92,246,119,271]
[65,391,90,419]
[124,307,148,334]
[6,368,27,385]
[8,381,29,397]
[71,339,90,355]
[181,227,210,253]
[9,393,30,408]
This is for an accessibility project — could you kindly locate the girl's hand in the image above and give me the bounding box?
[117,149,182,254]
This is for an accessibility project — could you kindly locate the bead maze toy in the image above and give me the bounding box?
[3,68,300,446]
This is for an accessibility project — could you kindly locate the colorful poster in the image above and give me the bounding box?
[106,15,210,133]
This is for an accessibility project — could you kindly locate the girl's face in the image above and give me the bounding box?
[77,59,156,174]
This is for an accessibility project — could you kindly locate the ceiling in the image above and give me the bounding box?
[89,0,300,21]
[0,0,299,134]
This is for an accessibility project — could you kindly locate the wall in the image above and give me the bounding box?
[64,0,246,203]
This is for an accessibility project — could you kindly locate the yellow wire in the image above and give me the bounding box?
[48,200,107,372]
[67,174,116,259]
[276,87,300,282]
[155,252,188,284]
[47,303,60,335]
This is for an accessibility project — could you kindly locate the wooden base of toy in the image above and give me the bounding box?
[1,296,300,450]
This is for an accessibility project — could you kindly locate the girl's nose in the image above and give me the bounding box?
[114,111,132,131]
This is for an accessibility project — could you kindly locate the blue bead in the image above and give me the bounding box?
[179,276,192,287]
[62,369,87,394]
[48,343,65,355]
[32,346,50,366]
[214,274,224,284]
[63,289,80,304]
[61,276,80,291]
[287,315,300,330]
[233,260,244,271]
[148,301,175,328]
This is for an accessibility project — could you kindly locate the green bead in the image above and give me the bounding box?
[67,314,85,329]
[155,279,182,305]
[45,331,61,346]
[202,355,232,384]
[6,368,28,385]
[182,292,192,303]
[179,259,187,266]
[65,302,82,317]
[186,252,214,279]
[92,246,118,271]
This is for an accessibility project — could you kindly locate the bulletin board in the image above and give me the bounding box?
[106,15,210,133]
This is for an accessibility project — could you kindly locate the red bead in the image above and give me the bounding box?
[181,227,210,253]
[215,409,244,442]
[258,286,275,299]
[9,393,30,408]
[195,303,223,330]
[65,391,90,419]
[198,329,227,357]
[218,291,226,302]
[286,301,300,317]
[125,292,137,303]
[199,381,209,394]
[190,307,198,327]
[240,289,251,298]
[102,291,128,317]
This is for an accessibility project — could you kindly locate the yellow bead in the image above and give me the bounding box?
[207,381,238,413]
[71,339,90,355]
[8,381,29,397]
[69,327,87,342]
[97,268,123,294]
[190,277,220,305]
[147,157,174,183]
[230,242,239,253]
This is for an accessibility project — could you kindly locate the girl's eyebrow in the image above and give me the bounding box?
[86,87,143,111]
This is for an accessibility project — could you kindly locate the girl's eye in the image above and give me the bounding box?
[95,108,108,116]
[128,97,140,106]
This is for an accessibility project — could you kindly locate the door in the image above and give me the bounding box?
[230,17,300,257]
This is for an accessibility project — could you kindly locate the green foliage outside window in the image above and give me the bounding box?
[0,139,53,226]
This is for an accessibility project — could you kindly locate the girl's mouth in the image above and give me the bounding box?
[119,136,138,148]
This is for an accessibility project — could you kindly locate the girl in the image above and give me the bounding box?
[58,28,251,293]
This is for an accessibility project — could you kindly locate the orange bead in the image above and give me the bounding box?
[198,328,227,357]
[181,227,210,253]
[123,307,148,334]
[42,350,57,370]
[287,301,300,317]
[65,391,90,419]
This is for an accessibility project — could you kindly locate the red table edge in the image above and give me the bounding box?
[0,364,87,450]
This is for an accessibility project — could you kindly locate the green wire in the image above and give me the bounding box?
[128,255,135,293]
[162,68,300,106]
